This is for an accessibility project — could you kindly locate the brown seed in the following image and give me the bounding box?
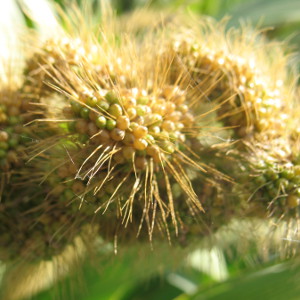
[89,110,98,121]
[123,132,135,145]
[62,106,74,118]
[146,145,159,157]
[122,146,135,160]
[68,163,78,175]
[97,130,111,143]
[135,156,147,170]
[57,166,69,178]
[6,150,18,164]
[110,128,125,141]
[72,181,85,194]
[113,151,126,164]
[8,106,20,116]
[0,131,8,142]
[75,119,89,134]
[88,122,98,136]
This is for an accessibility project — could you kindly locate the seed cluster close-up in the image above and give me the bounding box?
[2,4,300,300]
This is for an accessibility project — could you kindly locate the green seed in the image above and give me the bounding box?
[87,96,98,107]
[8,116,20,125]
[254,175,267,186]
[98,100,110,111]
[265,169,279,181]
[67,121,76,132]
[292,176,300,185]
[136,105,147,116]
[108,104,123,118]
[281,169,295,180]
[80,107,90,119]
[137,97,149,105]
[105,91,119,104]
[294,188,300,197]
[0,149,6,158]
[0,142,8,150]
[95,116,107,129]
[8,138,19,148]
[64,189,74,200]
[275,178,289,189]
[71,101,82,114]
[106,119,116,131]
[161,141,175,154]
[78,134,89,143]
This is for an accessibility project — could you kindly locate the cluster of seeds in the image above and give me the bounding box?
[252,162,300,216]
[2,9,300,272]
[169,38,289,137]
[23,38,92,97]
[0,189,88,261]
[64,85,194,171]
[0,94,32,172]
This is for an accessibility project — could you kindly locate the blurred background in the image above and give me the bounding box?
[1,0,300,299]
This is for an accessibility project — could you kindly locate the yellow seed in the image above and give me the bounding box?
[134,138,148,150]
[165,102,176,113]
[108,104,123,118]
[110,128,125,141]
[159,131,169,140]
[127,107,137,120]
[152,105,166,115]
[181,112,194,125]
[162,120,175,132]
[123,97,136,108]
[162,86,178,99]
[176,122,184,130]
[132,116,144,125]
[167,111,182,122]
[149,126,161,134]
[287,194,300,208]
[173,94,186,104]
[294,166,300,176]
[133,125,148,139]
[178,104,188,113]
[117,115,130,130]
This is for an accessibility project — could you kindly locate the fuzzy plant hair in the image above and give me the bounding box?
[1,2,300,299]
